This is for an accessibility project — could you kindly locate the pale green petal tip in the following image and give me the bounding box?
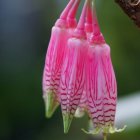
[44,91,59,118]
[74,107,85,118]
[63,114,73,134]
[108,125,127,134]
[45,101,59,118]
[82,127,101,135]
[82,125,127,135]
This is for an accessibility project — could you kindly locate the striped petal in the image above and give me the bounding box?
[42,21,75,118]
[59,37,88,133]
[86,43,118,133]
[75,89,87,118]
[42,0,82,118]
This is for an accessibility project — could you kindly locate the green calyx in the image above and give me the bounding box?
[44,91,59,118]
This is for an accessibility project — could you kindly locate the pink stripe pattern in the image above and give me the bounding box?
[42,0,126,138]
[86,43,117,128]
[42,0,79,118]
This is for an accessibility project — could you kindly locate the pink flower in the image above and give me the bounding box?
[59,1,88,133]
[42,0,80,118]
[86,43,117,132]
[82,0,126,138]
[75,0,93,118]
[83,37,126,139]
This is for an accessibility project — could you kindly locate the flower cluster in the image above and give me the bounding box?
[42,0,126,139]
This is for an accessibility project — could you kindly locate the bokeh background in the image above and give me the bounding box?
[0,0,140,140]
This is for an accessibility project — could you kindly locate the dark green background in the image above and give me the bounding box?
[0,0,140,140]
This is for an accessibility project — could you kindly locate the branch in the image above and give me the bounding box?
[115,0,140,27]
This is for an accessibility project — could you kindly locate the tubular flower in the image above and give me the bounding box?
[59,1,88,133]
[42,0,80,118]
[75,0,93,118]
[83,41,126,138]
[82,0,126,138]
[85,43,117,133]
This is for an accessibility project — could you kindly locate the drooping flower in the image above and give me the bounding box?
[86,43,117,132]
[75,0,93,118]
[42,0,81,118]
[84,42,126,138]
[59,1,88,133]
[43,0,126,139]
[82,0,126,138]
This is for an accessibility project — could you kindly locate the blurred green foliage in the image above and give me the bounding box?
[0,0,140,140]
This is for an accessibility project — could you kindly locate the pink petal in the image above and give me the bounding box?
[59,37,88,132]
[60,38,88,115]
[86,44,117,128]
[42,20,75,117]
